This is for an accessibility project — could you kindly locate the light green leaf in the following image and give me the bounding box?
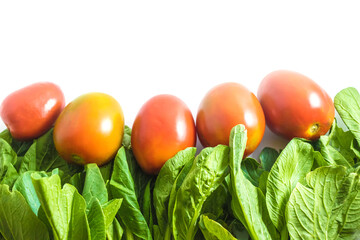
[229,124,278,240]
[0,184,49,240]
[172,144,230,240]
[106,218,123,240]
[266,138,315,233]
[87,198,106,240]
[334,87,360,146]
[286,166,360,240]
[153,147,196,235]
[31,173,90,240]
[199,215,237,240]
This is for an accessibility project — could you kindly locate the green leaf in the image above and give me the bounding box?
[286,166,360,240]
[82,163,108,206]
[87,198,106,240]
[172,144,230,240]
[20,129,82,179]
[0,138,19,187]
[153,147,196,235]
[122,125,132,149]
[106,218,123,240]
[259,147,279,172]
[229,124,278,240]
[199,215,237,240]
[201,183,230,220]
[266,138,315,234]
[109,147,151,240]
[31,173,91,240]
[241,157,264,187]
[142,179,154,236]
[0,184,49,240]
[0,129,32,156]
[13,171,47,215]
[334,87,360,146]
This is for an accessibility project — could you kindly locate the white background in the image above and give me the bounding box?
[1,1,360,158]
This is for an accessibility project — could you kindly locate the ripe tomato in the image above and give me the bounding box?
[131,94,196,174]
[196,82,265,157]
[53,92,124,166]
[257,70,335,140]
[0,82,65,140]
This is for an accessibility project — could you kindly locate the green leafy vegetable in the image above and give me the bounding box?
[199,215,237,240]
[266,138,315,237]
[0,138,19,188]
[153,147,196,235]
[229,124,278,240]
[334,87,360,146]
[172,145,230,240]
[109,147,152,240]
[259,147,279,172]
[0,184,49,240]
[31,173,91,240]
[241,157,265,187]
[286,166,360,239]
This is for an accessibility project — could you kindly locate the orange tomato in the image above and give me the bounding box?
[53,92,124,166]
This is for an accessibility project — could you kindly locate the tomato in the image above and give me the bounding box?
[196,82,265,157]
[257,70,335,140]
[0,82,65,140]
[53,92,124,166]
[131,94,196,174]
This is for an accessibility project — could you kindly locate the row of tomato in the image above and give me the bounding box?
[0,70,335,174]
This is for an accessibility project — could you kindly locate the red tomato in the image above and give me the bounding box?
[131,94,196,174]
[0,82,65,140]
[53,92,124,166]
[196,82,265,157]
[257,70,335,140]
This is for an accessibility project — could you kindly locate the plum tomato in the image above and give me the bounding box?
[53,92,124,166]
[0,82,65,140]
[131,94,196,174]
[257,70,335,140]
[196,82,265,157]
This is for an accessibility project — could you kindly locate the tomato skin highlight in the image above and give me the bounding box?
[196,82,265,157]
[131,94,196,175]
[257,70,335,140]
[0,82,65,140]
[53,92,124,166]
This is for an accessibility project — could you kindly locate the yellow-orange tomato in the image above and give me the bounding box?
[53,92,124,166]
[257,70,335,140]
[196,82,265,157]
[131,94,197,174]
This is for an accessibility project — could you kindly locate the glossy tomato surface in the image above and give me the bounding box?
[53,92,124,166]
[196,82,265,157]
[257,70,335,140]
[0,82,65,140]
[131,94,196,174]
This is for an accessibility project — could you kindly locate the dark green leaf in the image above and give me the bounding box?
[0,138,19,187]
[109,147,151,240]
[241,157,264,187]
[259,147,279,172]
[122,125,132,149]
[82,163,108,206]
